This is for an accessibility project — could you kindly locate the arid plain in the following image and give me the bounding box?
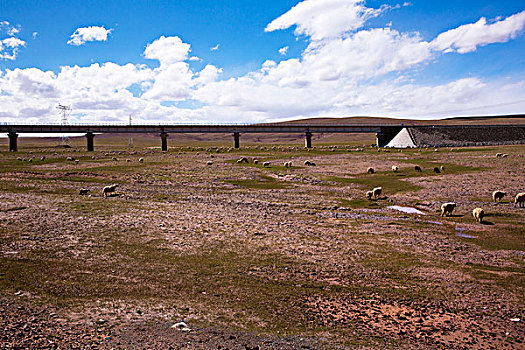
[0,134,523,349]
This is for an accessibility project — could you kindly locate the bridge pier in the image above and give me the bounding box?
[160,132,168,152]
[304,132,312,148]
[233,132,240,149]
[86,132,95,152]
[8,132,18,152]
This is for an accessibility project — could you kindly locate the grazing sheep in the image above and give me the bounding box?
[75,159,80,164]
[434,148,439,152]
[91,156,96,160]
[472,208,484,223]
[126,159,131,162]
[367,167,375,174]
[40,156,45,161]
[206,161,213,165]
[392,165,399,172]
[253,159,258,164]
[502,154,509,158]
[138,158,144,162]
[112,157,118,161]
[79,189,90,195]
[433,167,441,173]
[17,157,22,161]
[366,191,373,200]
[263,161,270,167]
[66,156,74,161]
[496,153,503,157]
[284,161,289,167]
[414,165,422,172]
[103,184,118,198]
[304,160,316,166]
[441,202,456,217]
[515,193,525,208]
[492,190,506,202]
[239,157,249,163]
[372,187,382,199]
[440,166,445,172]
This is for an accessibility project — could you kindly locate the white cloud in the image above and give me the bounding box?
[265,0,391,40]
[0,21,25,60]
[432,11,525,54]
[210,43,220,51]
[143,36,190,65]
[67,26,113,46]
[278,46,289,55]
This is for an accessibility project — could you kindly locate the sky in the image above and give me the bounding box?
[1,0,525,124]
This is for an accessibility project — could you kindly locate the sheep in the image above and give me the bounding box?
[515,193,525,208]
[112,157,118,161]
[496,153,503,158]
[502,154,509,158]
[79,189,90,195]
[138,158,144,162]
[472,208,484,223]
[284,161,289,167]
[91,156,96,160]
[206,161,213,165]
[75,159,80,164]
[304,160,316,166]
[17,157,22,161]
[66,156,74,161]
[492,190,506,202]
[263,161,270,167]
[433,167,441,173]
[367,167,375,174]
[103,184,118,198]
[372,187,382,199]
[126,159,131,162]
[441,202,456,217]
[40,156,46,161]
[253,159,258,164]
[366,191,373,200]
[237,157,249,164]
[392,165,399,172]
[440,166,445,172]
[414,165,422,172]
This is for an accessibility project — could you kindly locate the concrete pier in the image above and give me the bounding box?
[8,132,18,152]
[86,132,95,151]
[304,132,312,148]
[160,132,168,151]
[233,132,240,149]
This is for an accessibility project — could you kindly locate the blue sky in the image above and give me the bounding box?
[1,0,524,123]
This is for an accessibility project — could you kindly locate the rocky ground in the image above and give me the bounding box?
[0,143,523,349]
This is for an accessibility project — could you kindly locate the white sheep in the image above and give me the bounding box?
[112,157,118,161]
[40,156,46,161]
[515,193,525,208]
[496,153,503,157]
[253,159,258,164]
[103,184,118,198]
[392,165,399,172]
[206,161,213,165]
[492,190,506,202]
[472,208,484,223]
[372,187,382,199]
[441,202,456,216]
[440,166,445,172]
[138,158,144,162]
[284,161,289,167]
[367,167,374,174]
[263,161,270,167]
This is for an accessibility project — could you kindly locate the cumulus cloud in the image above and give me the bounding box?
[143,36,190,65]
[265,0,392,40]
[278,46,289,55]
[1,2,525,124]
[432,11,525,53]
[67,26,113,46]
[0,21,26,60]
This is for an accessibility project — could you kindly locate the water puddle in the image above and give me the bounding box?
[455,227,467,231]
[456,233,477,239]
[387,205,425,215]
[428,221,443,225]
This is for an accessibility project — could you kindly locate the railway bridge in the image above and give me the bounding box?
[0,123,523,151]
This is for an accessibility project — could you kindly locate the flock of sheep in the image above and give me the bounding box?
[73,150,523,224]
[365,161,524,223]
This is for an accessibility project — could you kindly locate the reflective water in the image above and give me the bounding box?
[387,205,425,215]
[456,233,476,239]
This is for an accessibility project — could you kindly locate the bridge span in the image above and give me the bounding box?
[0,123,522,151]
